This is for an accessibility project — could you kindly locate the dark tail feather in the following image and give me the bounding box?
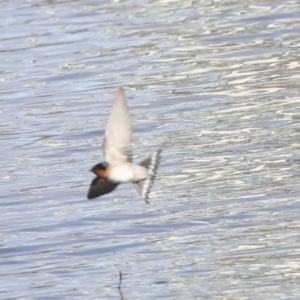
[133,148,161,203]
[133,181,146,203]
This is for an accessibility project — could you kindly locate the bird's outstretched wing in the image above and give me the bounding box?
[102,87,132,164]
[87,177,119,199]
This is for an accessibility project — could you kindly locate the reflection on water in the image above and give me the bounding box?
[1,0,300,298]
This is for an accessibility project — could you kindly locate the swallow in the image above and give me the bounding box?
[88,87,161,203]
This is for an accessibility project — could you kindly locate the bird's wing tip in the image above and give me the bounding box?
[115,87,127,101]
[117,86,124,94]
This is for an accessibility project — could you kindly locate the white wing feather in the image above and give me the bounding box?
[103,87,132,164]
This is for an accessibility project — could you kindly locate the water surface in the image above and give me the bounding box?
[1,0,300,299]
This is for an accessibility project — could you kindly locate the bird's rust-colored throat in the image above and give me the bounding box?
[91,167,110,179]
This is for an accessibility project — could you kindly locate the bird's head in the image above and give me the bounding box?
[90,162,109,179]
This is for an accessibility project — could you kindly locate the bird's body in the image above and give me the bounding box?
[108,162,148,183]
[88,87,161,203]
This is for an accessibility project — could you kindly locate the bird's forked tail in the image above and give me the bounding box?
[133,148,162,203]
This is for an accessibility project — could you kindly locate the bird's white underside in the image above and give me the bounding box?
[109,162,148,183]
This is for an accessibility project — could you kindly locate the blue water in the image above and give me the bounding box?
[1,0,300,298]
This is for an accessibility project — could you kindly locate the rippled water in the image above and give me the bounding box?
[1,0,300,299]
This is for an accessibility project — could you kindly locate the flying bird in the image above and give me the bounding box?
[88,87,161,203]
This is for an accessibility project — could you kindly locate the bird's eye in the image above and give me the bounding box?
[95,163,107,170]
